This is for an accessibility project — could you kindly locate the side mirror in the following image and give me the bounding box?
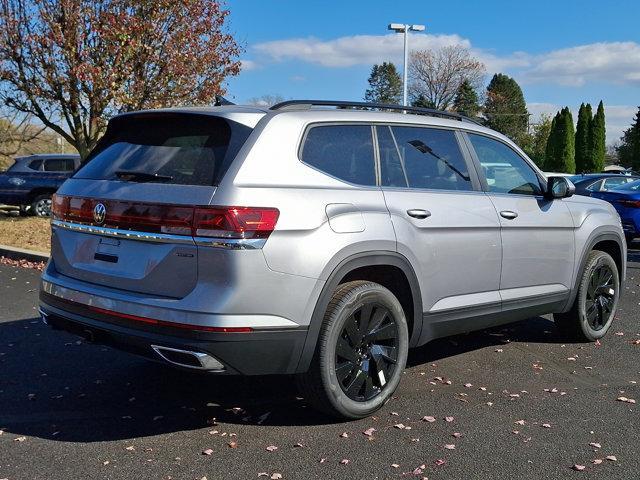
[546,176,575,199]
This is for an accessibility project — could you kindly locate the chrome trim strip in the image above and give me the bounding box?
[52,220,266,249]
[193,237,266,249]
[51,219,194,245]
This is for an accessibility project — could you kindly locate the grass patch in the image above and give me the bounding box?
[0,213,50,252]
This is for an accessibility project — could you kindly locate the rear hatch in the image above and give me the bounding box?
[51,111,260,298]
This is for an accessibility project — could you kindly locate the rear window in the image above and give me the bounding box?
[74,114,252,186]
[300,125,376,186]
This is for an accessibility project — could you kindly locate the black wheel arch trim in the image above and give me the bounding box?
[295,251,423,373]
[562,230,625,312]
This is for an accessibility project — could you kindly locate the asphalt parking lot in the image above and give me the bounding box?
[0,252,638,480]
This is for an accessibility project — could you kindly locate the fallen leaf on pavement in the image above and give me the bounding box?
[445,416,454,422]
[592,459,603,465]
[339,432,349,438]
[605,455,617,461]
[444,444,456,450]
[617,396,636,404]
[589,442,601,449]
[422,416,436,423]
[572,464,586,471]
[202,449,213,456]
[266,445,278,452]
[515,420,526,425]
[363,428,376,436]
[340,459,349,465]
[14,436,26,442]
[270,474,282,479]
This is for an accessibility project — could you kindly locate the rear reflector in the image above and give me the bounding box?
[87,305,253,333]
[52,194,279,240]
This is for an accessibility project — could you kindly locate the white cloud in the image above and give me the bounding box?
[527,103,637,144]
[250,34,640,88]
[253,33,469,68]
[240,59,259,71]
[523,42,640,86]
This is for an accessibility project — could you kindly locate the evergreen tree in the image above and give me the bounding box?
[484,73,529,145]
[524,114,552,168]
[364,62,403,104]
[545,108,575,173]
[411,94,436,109]
[452,80,481,117]
[589,101,606,173]
[575,103,593,173]
[616,106,640,170]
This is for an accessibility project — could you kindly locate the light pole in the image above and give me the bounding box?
[388,23,425,106]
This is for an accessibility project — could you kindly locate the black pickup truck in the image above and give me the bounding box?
[0,154,80,216]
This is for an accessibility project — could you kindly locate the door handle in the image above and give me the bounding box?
[407,209,431,219]
[500,210,518,220]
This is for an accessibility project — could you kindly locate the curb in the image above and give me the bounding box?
[0,244,49,263]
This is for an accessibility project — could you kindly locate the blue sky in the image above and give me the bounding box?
[225,0,640,144]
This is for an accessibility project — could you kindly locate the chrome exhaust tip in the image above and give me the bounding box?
[151,345,225,371]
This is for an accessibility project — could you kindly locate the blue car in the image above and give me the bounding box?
[0,154,80,216]
[591,179,640,243]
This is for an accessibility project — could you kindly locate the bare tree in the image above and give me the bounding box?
[409,45,485,111]
[0,111,45,157]
[0,0,241,159]
[246,94,286,107]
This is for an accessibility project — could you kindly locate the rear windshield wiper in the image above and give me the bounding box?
[115,170,173,183]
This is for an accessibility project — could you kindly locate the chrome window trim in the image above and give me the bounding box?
[52,219,265,249]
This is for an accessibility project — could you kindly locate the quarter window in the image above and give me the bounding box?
[301,125,376,186]
[380,126,472,191]
[468,133,542,196]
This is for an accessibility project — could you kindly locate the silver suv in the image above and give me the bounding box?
[39,100,625,419]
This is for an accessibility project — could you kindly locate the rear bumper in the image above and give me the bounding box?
[39,295,308,375]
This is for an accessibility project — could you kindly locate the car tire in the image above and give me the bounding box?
[296,280,409,419]
[554,250,619,341]
[31,194,52,217]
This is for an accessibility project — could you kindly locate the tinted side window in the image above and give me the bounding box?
[469,134,542,196]
[389,126,472,191]
[301,125,376,186]
[602,177,630,190]
[44,158,75,172]
[377,126,407,187]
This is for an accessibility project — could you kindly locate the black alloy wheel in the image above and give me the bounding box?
[335,302,399,401]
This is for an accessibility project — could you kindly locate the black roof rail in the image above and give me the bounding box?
[269,99,483,126]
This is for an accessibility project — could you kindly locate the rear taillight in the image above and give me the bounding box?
[52,195,279,240]
[617,199,640,209]
[193,207,279,239]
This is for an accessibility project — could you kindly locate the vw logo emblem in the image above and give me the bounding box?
[93,203,106,224]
